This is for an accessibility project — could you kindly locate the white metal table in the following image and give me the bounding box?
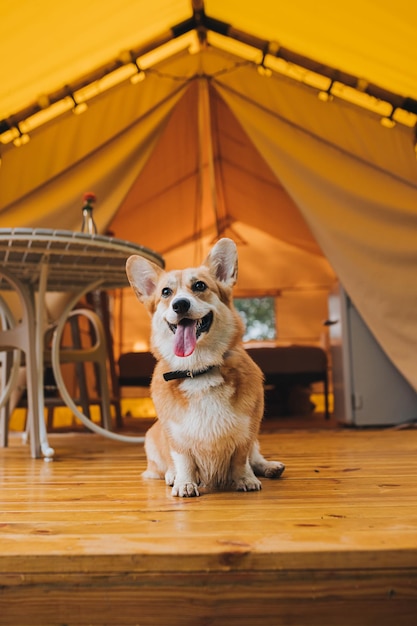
[0,228,164,459]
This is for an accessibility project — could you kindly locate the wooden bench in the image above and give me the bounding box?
[245,346,330,419]
[118,345,330,419]
[118,351,157,389]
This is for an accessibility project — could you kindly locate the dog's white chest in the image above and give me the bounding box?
[168,380,250,447]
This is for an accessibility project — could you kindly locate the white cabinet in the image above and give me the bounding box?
[328,286,417,426]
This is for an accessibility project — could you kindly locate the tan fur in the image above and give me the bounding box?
[126,238,285,497]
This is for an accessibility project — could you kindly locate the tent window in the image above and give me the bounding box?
[235,297,276,342]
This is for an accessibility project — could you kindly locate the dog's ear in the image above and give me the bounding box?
[204,238,238,287]
[126,255,164,304]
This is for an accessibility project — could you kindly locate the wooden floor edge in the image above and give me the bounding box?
[1,568,417,626]
[1,548,417,574]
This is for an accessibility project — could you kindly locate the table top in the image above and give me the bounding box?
[0,228,164,291]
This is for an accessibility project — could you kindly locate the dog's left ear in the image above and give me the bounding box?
[204,238,238,287]
[126,255,164,305]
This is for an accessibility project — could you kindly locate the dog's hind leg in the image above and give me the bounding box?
[142,422,168,480]
[249,440,285,479]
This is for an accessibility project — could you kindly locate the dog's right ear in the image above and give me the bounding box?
[126,256,164,305]
[204,238,238,288]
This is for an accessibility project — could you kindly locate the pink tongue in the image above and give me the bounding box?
[174,320,197,357]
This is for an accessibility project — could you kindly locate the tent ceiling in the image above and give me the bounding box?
[213,1,417,101]
[110,80,323,259]
[0,0,190,119]
[1,0,417,129]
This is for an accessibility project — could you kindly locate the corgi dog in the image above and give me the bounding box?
[126,238,285,497]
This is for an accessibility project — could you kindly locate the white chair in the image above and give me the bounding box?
[0,275,41,457]
[0,302,113,449]
[44,307,113,431]
[0,295,22,447]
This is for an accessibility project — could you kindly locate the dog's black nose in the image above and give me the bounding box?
[172,298,191,314]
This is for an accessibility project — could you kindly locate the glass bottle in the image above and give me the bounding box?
[81,192,98,234]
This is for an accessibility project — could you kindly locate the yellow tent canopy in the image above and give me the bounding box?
[1,0,417,390]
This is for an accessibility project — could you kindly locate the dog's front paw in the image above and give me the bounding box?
[234,476,262,492]
[165,470,175,486]
[172,481,200,497]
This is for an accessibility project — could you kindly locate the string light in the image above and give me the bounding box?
[380,108,396,128]
[13,123,30,147]
[130,60,146,84]
[257,50,272,77]
[120,50,146,84]
[318,81,334,102]
[67,90,88,114]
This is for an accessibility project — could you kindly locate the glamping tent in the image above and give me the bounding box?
[1,0,417,395]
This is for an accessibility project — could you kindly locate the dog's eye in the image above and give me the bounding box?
[192,281,207,292]
[161,287,173,298]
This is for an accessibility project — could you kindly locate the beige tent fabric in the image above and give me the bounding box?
[211,0,417,101]
[0,75,187,232]
[215,68,417,389]
[0,0,191,119]
[1,0,417,120]
[110,79,324,257]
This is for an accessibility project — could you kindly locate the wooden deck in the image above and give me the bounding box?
[1,418,417,625]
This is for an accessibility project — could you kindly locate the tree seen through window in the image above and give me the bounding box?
[234,297,276,342]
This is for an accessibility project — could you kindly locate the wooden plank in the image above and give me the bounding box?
[1,570,417,626]
[1,427,417,624]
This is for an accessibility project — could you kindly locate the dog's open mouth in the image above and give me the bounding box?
[168,311,213,357]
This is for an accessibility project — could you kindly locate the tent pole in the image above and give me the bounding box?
[198,77,221,240]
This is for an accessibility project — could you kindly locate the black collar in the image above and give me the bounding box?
[163,365,215,382]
